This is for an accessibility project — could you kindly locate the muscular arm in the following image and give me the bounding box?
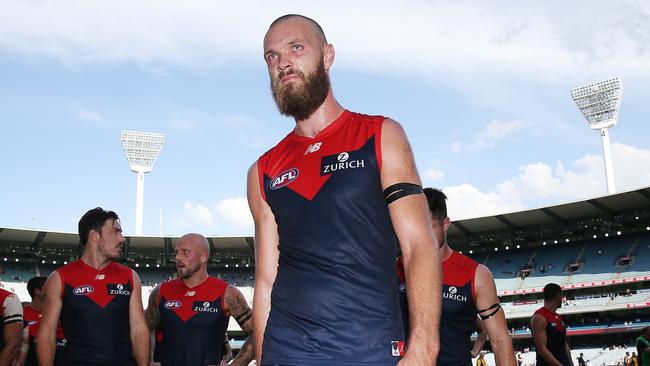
[381,119,440,365]
[0,294,22,366]
[144,285,161,331]
[224,285,254,366]
[531,314,563,366]
[471,316,488,358]
[129,271,150,366]
[474,265,515,366]
[36,272,62,366]
[247,161,279,366]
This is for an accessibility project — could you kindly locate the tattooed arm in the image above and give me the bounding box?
[223,286,254,366]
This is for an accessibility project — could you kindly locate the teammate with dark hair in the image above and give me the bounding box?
[249,13,441,366]
[37,207,149,366]
[15,276,46,366]
[398,188,514,366]
[531,283,573,366]
[145,233,254,366]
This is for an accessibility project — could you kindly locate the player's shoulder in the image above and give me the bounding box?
[258,130,295,163]
[55,259,82,277]
[208,276,229,289]
[451,250,480,271]
[0,286,14,299]
[111,261,135,275]
[347,110,387,124]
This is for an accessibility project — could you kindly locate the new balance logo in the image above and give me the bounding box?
[304,142,322,155]
[185,291,196,296]
[95,274,105,280]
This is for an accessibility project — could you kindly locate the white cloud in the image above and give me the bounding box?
[1,0,648,88]
[77,109,101,123]
[444,142,650,220]
[169,197,253,236]
[457,119,531,152]
[423,168,445,184]
[214,197,254,232]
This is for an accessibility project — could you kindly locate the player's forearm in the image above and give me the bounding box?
[131,328,151,366]
[403,241,441,363]
[36,330,56,366]
[491,335,516,366]
[230,336,254,366]
[471,331,488,357]
[0,344,19,366]
[253,284,271,365]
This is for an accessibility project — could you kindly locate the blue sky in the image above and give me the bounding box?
[1,1,649,236]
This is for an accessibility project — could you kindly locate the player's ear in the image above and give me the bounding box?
[443,217,451,231]
[323,44,334,71]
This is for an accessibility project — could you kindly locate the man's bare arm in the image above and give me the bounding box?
[0,294,22,366]
[247,161,279,366]
[531,314,563,366]
[144,285,161,331]
[229,337,254,366]
[36,272,62,366]
[474,265,515,366]
[381,119,440,366]
[129,271,150,366]
[471,316,488,358]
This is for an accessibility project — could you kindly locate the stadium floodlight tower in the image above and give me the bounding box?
[571,77,623,195]
[121,130,165,236]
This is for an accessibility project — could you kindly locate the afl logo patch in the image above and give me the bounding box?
[73,285,94,296]
[269,168,299,190]
[164,300,182,309]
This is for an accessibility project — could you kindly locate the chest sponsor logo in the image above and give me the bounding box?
[304,142,322,155]
[269,168,299,190]
[95,274,105,280]
[321,151,365,175]
[164,300,182,309]
[72,285,94,296]
[193,300,219,313]
[185,290,196,296]
[443,285,468,303]
[107,283,131,296]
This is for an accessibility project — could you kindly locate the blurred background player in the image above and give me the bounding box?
[531,283,573,366]
[15,276,46,366]
[250,14,441,365]
[397,188,514,366]
[0,286,22,366]
[145,233,253,366]
[37,207,149,366]
[637,327,650,366]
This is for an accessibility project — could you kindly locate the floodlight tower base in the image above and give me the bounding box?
[135,171,145,236]
[600,128,616,195]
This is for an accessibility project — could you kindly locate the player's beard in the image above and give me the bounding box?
[177,262,200,279]
[271,57,330,121]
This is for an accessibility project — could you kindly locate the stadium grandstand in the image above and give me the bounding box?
[1,186,649,365]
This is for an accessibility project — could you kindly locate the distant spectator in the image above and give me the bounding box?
[577,353,586,366]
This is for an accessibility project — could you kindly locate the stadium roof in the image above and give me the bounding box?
[1,186,649,253]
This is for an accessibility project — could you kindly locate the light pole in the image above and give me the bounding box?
[571,77,623,195]
[121,130,165,236]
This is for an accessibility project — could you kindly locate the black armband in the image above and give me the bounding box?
[384,183,424,204]
[478,303,502,320]
[235,309,252,327]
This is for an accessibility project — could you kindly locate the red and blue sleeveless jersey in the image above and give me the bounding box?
[257,110,405,365]
[397,251,479,366]
[57,259,134,366]
[23,305,67,366]
[534,307,570,366]
[156,277,230,366]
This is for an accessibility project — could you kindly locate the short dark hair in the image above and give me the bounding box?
[423,187,447,221]
[78,207,119,246]
[26,276,47,298]
[269,14,328,45]
[543,283,562,301]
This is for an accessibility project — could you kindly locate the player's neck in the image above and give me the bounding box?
[29,300,42,312]
[293,91,345,138]
[183,270,209,288]
[80,250,112,271]
[440,244,453,262]
[543,302,558,313]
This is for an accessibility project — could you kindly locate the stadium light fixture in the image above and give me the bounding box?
[469,250,473,254]
[121,130,165,236]
[571,77,622,194]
